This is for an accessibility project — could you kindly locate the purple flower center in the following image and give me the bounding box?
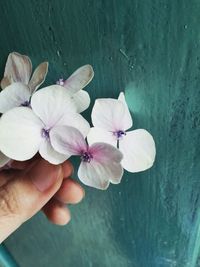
[20,100,30,107]
[56,78,65,86]
[113,130,126,140]
[81,151,93,163]
[41,128,50,139]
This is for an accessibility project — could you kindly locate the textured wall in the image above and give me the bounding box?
[1,0,200,266]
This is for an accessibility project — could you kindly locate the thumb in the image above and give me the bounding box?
[0,159,63,243]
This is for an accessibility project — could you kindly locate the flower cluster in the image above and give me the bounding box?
[0,52,156,190]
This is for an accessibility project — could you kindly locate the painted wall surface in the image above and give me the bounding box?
[0,0,200,266]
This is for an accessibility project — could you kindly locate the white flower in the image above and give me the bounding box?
[51,126,123,190]
[0,85,89,164]
[0,52,48,113]
[87,92,156,172]
[56,65,94,113]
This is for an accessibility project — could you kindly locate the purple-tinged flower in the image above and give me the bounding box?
[0,85,90,164]
[57,65,94,113]
[51,126,123,190]
[87,92,156,173]
[0,52,48,113]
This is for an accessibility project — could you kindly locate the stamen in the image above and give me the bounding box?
[20,100,30,107]
[56,78,65,86]
[113,130,126,140]
[81,151,93,163]
[41,128,50,139]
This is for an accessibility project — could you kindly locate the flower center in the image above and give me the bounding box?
[113,130,126,140]
[81,151,93,163]
[41,128,50,139]
[20,100,30,107]
[56,78,65,86]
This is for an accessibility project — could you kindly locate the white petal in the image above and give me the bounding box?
[0,151,10,167]
[31,85,76,127]
[118,92,127,104]
[51,126,87,156]
[0,82,31,113]
[39,139,68,164]
[78,161,110,190]
[118,92,133,128]
[28,62,49,93]
[2,52,32,86]
[1,77,10,90]
[71,90,90,113]
[119,129,156,172]
[78,143,123,190]
[64,65,94,94]
[87,127,117,147]
[56,112,90,137]
[0,107,43,160]
[91,98,132,132]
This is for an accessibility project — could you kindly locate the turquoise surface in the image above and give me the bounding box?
[0,245,18,267]
[0,0,200,266]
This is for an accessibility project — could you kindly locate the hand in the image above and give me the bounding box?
[0,158,84,243]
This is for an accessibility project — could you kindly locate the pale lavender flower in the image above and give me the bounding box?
[0,85,89,164]
[87,92,156,173]
[51,126,124,190]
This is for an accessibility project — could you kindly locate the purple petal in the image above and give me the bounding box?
[78,142,124,190]
[51,126,87,156]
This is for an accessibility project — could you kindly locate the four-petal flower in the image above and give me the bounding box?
[51,126,124,190]
[87,92,156,172]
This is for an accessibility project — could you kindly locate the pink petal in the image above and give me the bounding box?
[78,143,124,190]
[90,143,123,164]
[51,126,87,156]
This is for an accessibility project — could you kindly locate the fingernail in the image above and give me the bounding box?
[30,160,62,192]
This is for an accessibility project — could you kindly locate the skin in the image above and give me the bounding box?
[0,157,84,243]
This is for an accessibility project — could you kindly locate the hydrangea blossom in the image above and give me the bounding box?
[56,65,94,113]
[87,92,156,172]
[51,126,124,190]
[0,52,48,113]
[0,51,156,190]
[0,85,89,164]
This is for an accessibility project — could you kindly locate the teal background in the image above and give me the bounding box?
[1,0,200,266]
[0,245,18,267]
